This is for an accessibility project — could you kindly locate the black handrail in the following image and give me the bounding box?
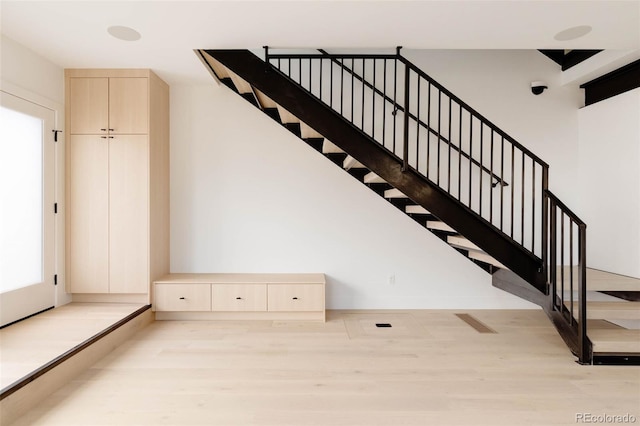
[315,49,508,186]
[546,190,590,363]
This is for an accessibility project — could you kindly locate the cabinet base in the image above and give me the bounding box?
[72,293,149,304]
[154,311,325,322]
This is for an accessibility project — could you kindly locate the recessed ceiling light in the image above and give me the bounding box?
[554,25,592,42]
[107,26,141,42]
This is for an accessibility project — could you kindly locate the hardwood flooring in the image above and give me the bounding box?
[10,309,640,426]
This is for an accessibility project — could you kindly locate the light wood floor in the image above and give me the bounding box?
[11,309,640,426]
[0,303,145,390]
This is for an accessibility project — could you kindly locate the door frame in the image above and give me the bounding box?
[0,81,68,326]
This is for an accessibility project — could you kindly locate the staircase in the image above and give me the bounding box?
[199,48,639,365]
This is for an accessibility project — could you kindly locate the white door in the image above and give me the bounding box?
[0,91,56,327]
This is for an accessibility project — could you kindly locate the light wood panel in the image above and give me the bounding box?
[68,77,108,134]
[9,310,640,426]
[108,135,149,294]
[67,135,109,293]
[148,72,171,304]
[267,284,325,312]
[154,284,211,312]
[211,284,267,312]
[108,78,149,134]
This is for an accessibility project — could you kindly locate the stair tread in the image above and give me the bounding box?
[426,221,455,233]
[322,140,344,154]
[384,188,408,199]
[569,301,640,320]
[405,205,430,215]
[467,251,507,269]
[364,172,385,184]
[275,105,299,124]
[343,156,366,170]
[556,267,640,292]
[447,235,481,251]
[588,328,640,353]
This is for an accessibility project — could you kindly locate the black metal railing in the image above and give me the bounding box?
[265,48,549,261]
[546,190,590,363]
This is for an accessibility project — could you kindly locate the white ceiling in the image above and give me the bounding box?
[1,1,639,85]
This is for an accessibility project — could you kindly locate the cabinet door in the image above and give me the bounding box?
[155,284,211,311]
[109,78,148,134]
[68,78,109,134]
[211,284,267,311]
[109,135,149,293]
[67,135,109,292]
[267,284,324,312]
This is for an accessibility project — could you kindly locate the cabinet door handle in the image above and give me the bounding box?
[100,128,107,131]
[179,297,185,300]
[236,297,242,300]
[100,136,107,139]
[292,297,298,300]
[108,128,114,131]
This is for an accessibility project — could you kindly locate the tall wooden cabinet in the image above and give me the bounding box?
[65,69,169,302]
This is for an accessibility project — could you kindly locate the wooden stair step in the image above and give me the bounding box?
[202,53,230,79]
[447,235,481,251]
[364,172,386,184]
[254,89,278,109]
[322,140,344,154]
[300,122,323,139]
[275,105,299,124]
[426,221,455,233]
[588,328,640,354]
[384,188,408,199]
[556,267,640,292]
[405,205,430,215]
[467,251,507,269]
[571,301,640,320]
[343,156,366,170]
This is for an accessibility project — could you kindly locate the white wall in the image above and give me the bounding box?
[578,88,640,278]
[170,84,536,309]
[1,35,70,306]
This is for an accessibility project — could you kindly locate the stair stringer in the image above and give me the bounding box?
[206,49,546,292]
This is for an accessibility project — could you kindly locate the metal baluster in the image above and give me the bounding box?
[299,58,302,85]
[403,63,410,171]
[532,158,536,255]
[521,151,526,246]
[500,136,505,231]
[416,77,421,170]
[561,211,565,318]
[351,59,355,124]
[426,82,431,179]
[458,105,462,199]
[383,59,387,148]
[468,114,473,208]
[479,123,483,216]
[437,90,442,186]
[550,201,557,310]
[570,219,574,325]
[393,57,397,154]
[319,58,323,102]
[510,143,515,238]
[340,58,344,115]
[447,97,452,193]
[490,129,494,223]
[361,58,365,131]
[372,59,376,140]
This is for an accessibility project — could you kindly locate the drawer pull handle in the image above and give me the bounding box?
[236,297,242,300]
[292,297,298,300]
[179,297,185,300]
[100,128,107,131]
[108,128,114,131]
